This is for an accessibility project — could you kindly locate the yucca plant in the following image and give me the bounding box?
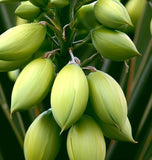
[0,0,151,160]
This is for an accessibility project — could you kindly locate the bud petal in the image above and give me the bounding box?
[51,63,89,131]
[8,69,19,82]
[49,0,69,8]
[0,23,46,61]
[0,58,30,72]
[98,116,137,143]
[24,109,61,160]
[67,115,106,160]
[29,0,49,8]
[11,58,54,113]
[88,70,128,130]
[15,1,41,21]
[126,0,146,26]
[91,26,141,61]
[76,2,99,30]
[94,0,133,30]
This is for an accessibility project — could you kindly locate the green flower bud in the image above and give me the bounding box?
[51,63,89,131]
[126,0,146,27]
[91,26,141,61]
[29,0,49,8]
[49,0,69,8]
[0,23,46,61]
[24,109,61,160]
[67,115,106,160]
[97,116,136,143]
[16,17,28,25]
[15,1,41,21]
[0,58,30,72]
[11,58,54,113]
[8,69,19,82]
[76,2,99,30]
[0,0,27,3]
[94,0,133,30]
[88,70,128,130]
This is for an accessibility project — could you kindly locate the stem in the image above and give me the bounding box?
[44,14,61,32]
[82,66,97,72]
[80,52,99,67]
[69,0,78,28]
[73,33,91,49]
[69,47,76,63]
[43,48,60,58]
[0,83,24,148]
[46,32,60,47]
[34,105,40,117]
[62,24,70,41]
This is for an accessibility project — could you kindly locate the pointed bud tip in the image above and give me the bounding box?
[126,20,134,28]
[60,127,65,135]
[132,139,138,144]
[137,52,142,57]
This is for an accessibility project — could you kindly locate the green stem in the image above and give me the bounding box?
[44,13,61,32]
[0,83,24,148]
[46,32,60,47]
[73,33,91,49]
[80,53,99,67]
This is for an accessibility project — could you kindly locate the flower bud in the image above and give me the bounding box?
[88,70,128,130]
[51,63,89,131]
[24,109,61,160]
[126,0,146,27]
[0,23,46,61]
[67,115,106,160]
[29,0,49,8]
[0,58,30,72]
[97,116,136,143]
[15,1,41,21]
[76,2,99,30]
[94,0,133,30]
[8,69,19,82]
[49,0,69,8]
[91,26,141,61]
[11,58,54,113]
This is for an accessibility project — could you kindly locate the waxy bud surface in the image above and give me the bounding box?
[15,1,41,20]
[51,63,89,131]
[24,109,61,160]
[49,0,69,8]
[91,26,140,61]
[88,70,128,130]
[0,23,46,60]
[67,115,106,160]
[0,58,30,72]
[11,58,54,113]
[97,116,136,143]
[94,0,133,30]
